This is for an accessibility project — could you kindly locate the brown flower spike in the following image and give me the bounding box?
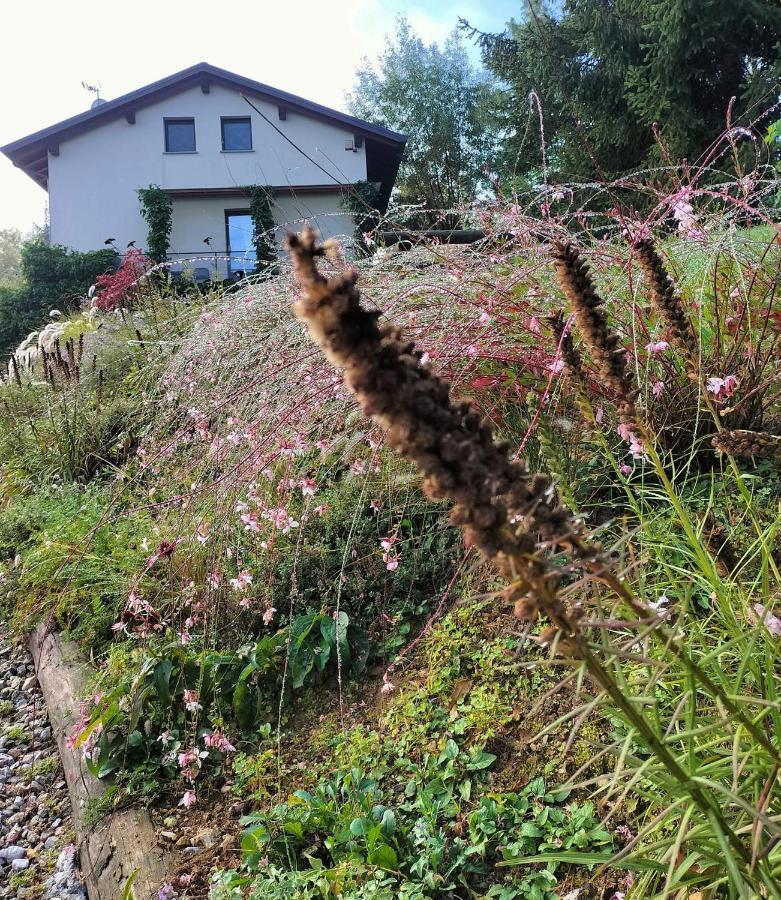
[552,241,638,430]
[287,229,589,636]
[713,429,781,461]
[635,238,698,359]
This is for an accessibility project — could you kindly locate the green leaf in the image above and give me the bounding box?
[349,816,372,836]
[347,624,370,674]
[467,751,497,771]
[153,658,173,707]
[379,809,396,836]
[442,738,459,760]
[369,843,398,872]
[120,870,139,900]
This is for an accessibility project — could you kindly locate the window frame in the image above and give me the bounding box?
[163,117,197,153]
[221,116,253,152]
[224,208,257,276]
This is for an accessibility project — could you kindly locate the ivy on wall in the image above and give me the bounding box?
[137,186,173,263]
[340,181,381,257]
[246,185,277,270]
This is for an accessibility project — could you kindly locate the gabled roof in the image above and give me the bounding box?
[1,62,406,207]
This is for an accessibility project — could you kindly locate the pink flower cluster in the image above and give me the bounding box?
[380,535,401,571]
[617,423,645,460]
[706,374,739,399]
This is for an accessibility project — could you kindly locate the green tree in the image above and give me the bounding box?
[348,18,501,220]
[0,229,22,280]
[0,241,114,360]
[467,1,781,182]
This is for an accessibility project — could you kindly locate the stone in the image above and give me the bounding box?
[195,828,220,848]
[21,675,37,692]
[11,857,29,871]
[0,846,26,861]
[44,836,57,850]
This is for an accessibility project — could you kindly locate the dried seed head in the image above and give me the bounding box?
[712,429,781,461]
[634,239,698,359]
[552,241,638,429]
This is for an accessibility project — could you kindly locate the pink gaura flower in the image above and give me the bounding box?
[380,535,401,571]
[230,570,253,592]
[178,631,191,646]
[752,603,781,637]
[262,606,277,626]
[384,553,400,571]
[182,690,202,714]
[300,478,317,497]
[240,512,261,533]
[652,380,665,399]
[352,459,367,476]
[369,499,381,514]
[478,310,491,325]
[548,357,565,375]
[314,503,329,516]
[617,423,645,459]
[179,790,196,808]
[645,340,669,354]
[264,507,299,533]
[65,703,90,751]
[207,570,222,589]
[204,732,236,753]
[706,374,739,399]
[195,524,209,545]
[620,464,632,476]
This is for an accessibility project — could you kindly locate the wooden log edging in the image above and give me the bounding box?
[29,622,173,900]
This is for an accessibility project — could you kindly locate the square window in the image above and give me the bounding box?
[164,118,196,152]
[221,117,252,151]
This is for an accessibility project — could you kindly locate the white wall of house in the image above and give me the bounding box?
[46,83,365,268]
[168,191,353,277]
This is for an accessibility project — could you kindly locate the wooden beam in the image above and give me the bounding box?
[48,144,59,157]
[125,110,136,124]
[29,624,174,900]
[278,106,287,121]
[200,80,210,94]
[354,134,363,149]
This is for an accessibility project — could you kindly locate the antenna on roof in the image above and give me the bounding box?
[82,80,106,110]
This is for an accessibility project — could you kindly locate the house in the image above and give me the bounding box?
[1,63,406,278]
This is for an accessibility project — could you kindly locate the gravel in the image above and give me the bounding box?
[0,632,85,899]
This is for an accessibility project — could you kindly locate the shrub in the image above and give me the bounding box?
[0,241,115,360]
[138,186,173,263]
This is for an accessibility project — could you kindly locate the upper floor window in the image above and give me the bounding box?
[164,118,196,153]
[221,117,252,151]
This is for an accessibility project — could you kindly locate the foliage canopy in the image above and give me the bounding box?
[468,0,781,181]
[348,17,502,215]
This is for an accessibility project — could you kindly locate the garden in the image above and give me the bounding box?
[0,152,780,900]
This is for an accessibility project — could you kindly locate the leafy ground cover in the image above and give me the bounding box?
[0,169,780,898]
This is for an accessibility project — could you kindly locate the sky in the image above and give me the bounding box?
[0,0,520,234]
